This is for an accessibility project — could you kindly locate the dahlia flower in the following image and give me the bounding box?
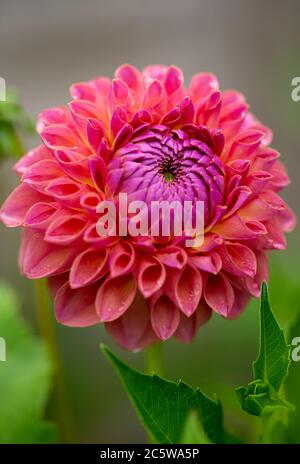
[1,64,295,351]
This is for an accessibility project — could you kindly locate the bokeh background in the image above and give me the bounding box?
[0,0,300,443]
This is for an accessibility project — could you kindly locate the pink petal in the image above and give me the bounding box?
[83,223,119,248]
[86,118,105,153]
[175,265,203,316]
[105,291,157,351]
[69,247,108,288]
[115,64,142,91]
[228,288,250,319]
[70,82,97,101]
[54,149,90,184]
[1,184,47,227]
[143,80,163,108]
[188,72,219,102]
[40,124,81,150]
[212,214,267,240]
[143,65,167,84]
[22,159,64,192]
[223,186,252,219]
[24,202,58,231]
[221,243,257,278]
[204,273,234,317]
[137,256,166,298]
[111,79,129,106]
[150,292,180,340]
[175,303,212,343]
[229,130,264,160]
[156,246,187,269]
[14,146,52,176]
[37,107,68,132]
[45,211,88,245]
[164,66,183,95]
[188,253,222,274]
[45,177,88,207]
[95,273,136,322]
[55,282,99,327]
[19,229,75,278]
[109,241,136,277]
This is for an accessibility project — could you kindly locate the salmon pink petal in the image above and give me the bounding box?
[164,66,183,95]
[228,288,250,319]
[156,247,187,269]
[80,191,103,214]
[19,229,75,278]
[110,107,127,137]
[111,79,129,106]
[45,212,88,245]
[278,204,297,232]
[86,118,105,153]
[143,80,163,108]
[55,282,99,327]
[22,159,64,192]
[70,247,108,288]
[175,303,212,343]
[40,124,81,149]
[229,130,264,160]
[115,64,142,92]
[24,202,58,231]
[113,124,133,150]
[221,243,257,278]
[1,184,48,227]
[246,251,269,298]
[150,292,180,340]
[54,149,90,184]
[37,107,68,132]
[224,186,252,218]
[105,292,157,351]
[175,265,203,316]
[204,273,234,317]
[70,82,96,101]
[109,242,136,277]
[188,72,219,102]
[212,214,267,240]
[13,146,52,176]
[83,223,119,248]
[189,253,222,274]
[138,256,166,298]
[45,177,88,206]
[96,273,136,322]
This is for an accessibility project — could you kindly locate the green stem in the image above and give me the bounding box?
[34,279,75,443]
[146,341,164,377]
[261,414,271,444]
[145,341,164,444]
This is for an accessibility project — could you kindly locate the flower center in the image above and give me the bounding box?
[107,126,225,223]
[159,156,180,183]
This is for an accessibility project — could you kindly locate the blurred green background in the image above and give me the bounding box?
[0,0,299,443]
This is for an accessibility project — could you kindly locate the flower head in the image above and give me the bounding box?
[1,64,295,350]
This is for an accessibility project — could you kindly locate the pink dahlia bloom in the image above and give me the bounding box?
[1,64,295,351]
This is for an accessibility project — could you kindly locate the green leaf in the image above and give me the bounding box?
[253,282,290,391]
[180,410,212,444]
[101,344,229,444]
[0,89,34,159]
[236,282,292,418]
[285,312,300,443]
[0,281,56,443]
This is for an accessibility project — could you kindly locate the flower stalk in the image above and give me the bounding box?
[145,341,164,377]
[34,279,75,443]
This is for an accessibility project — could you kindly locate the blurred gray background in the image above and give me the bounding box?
[0,0,299,443]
